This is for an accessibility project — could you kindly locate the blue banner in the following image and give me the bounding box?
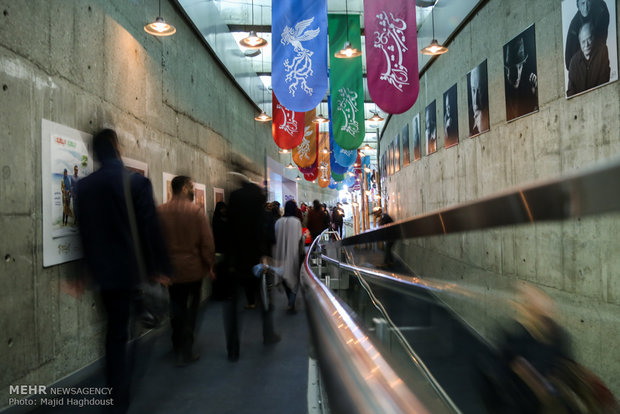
[272,0,328,112]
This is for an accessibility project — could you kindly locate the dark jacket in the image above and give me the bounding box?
[76,158,170,290]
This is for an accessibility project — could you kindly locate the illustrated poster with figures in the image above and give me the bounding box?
[42,119,93,267]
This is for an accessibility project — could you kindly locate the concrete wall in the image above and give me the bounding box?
[380,0,620,396]
[0,0,333,407]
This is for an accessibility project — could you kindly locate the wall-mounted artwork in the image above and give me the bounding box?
[503,25,539,122]
[389,142,395,176]
[162,172,176,204]
[194,182,206,216]
[443,83,459,148]
[122,157,148,177]
[213,187,225,209]
[41,119,93,267]
[402,124,410,167]
[562,0,617,98]
[425,100,437,155]
[412,113,421,161]
[467,60,490,137]
[394,134,401,173]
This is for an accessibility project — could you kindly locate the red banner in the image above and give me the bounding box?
[364,1,419,114]
[272,92,305,149]
[293,110,318,168]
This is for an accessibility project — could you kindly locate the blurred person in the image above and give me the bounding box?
[223,173,280,362]
[331,202,345,238]
[70,165,80,224]
[307,199,328,240]
[565,0,610,70]
[158,175,215,366]
[273,200,304,314]
[567,22,610,97]
[76,128,171,413]
[373,207,394,267]
[211,201,230,301]
[468,62,490,136]
[504,35,538,121]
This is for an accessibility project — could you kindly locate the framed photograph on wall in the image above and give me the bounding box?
[443,83,459,148]
[194,182,206,216]
[503,25,539,122]
[467,60,490,137]
[402,124,410,167]
[394,134,401,173]
[412,113,421,161]
[562,0,617,98]
[122,157,148,177]
[213,187,225,209]
[162,172,176,204]
[425,100,437,155]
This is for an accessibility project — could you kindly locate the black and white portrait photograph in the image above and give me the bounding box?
[443,84,459,148]
[562,0,617,98]
[402,124,410,167]
[467,60,490,137]
[503,25,539,122]
[412,113,421,161]
[394,134,401,173]
[425,100,437,155]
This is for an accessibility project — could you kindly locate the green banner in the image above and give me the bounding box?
[328,14,365,150]
[331,171,345,181]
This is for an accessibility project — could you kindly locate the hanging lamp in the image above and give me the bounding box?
[421,6,448,55]
[312,102,329,123]
[255,54,271,122]
[144,0,176,36]
[335,0,362,58]
[239,0,268,49]
[367,104,384,122]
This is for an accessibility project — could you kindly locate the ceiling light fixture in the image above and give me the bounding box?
[312,102,329,124]
[255,53,272,122]
[335,0,362,58]
[239,0,268,49]
[144,0,176,36]
[421,5,448,56]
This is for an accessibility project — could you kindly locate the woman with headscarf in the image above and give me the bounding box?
[273,200,303,314]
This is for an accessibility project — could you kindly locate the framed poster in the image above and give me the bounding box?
[194,182,207,215]
[443,83,459,148]
[503,25,539,122]
[412,113,421,161]
[213,187,225,209]
[425,100,437,155]
[41,119,93,267]
[402,124,410,167]
[162,172,176,204]
[122,157,148,177]
[467,60,490,137]
[394,134,401,173]
[562,0,617,98]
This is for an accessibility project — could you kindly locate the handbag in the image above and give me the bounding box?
[122,170,168,329]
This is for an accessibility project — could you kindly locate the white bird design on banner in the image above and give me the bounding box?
[281,18,320,97]
[277,103,299,136]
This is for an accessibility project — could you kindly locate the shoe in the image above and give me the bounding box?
[176,351,200,366]
[263,334,281,345]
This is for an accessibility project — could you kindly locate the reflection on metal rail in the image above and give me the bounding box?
[331,159,620,247]
[302,231,458,414]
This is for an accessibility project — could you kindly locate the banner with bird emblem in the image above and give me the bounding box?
[364,0,419,114]
[328,14,365,150]
[272,92,305,149]
[272,0,328,112]
[293,110,318,167]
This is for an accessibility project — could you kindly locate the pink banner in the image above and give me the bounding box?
[272,92,305,149]
[364,1,419,114]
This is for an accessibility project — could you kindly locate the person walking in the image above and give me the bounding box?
[158,175,215,366]
[76,128,171,413]
[273,200,303,314]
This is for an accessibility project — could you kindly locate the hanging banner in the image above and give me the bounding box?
[318,131,331,187]
[344,170,356,187]
[293,110,318,167]
[328,14,365,150]
[272,92,305,149]
[328,179,338,189]
[364,0,419,114]
[272,0,329,112]
[332,171,345,182]
[328,96,358,168]
[304,169,319,181]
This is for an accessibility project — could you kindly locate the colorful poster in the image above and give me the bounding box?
[328,14,365,150]
[272,92,305,149]
[194,182,206,216]
[364,0,419,114]
[412,113,421,161]
[402,124,410,167]
[562,0,617,98]
[425,100,437,155]
[467,60,490,137]
[503,25,539,121]
[41,119,93,267]
[293,110,318,168]
[443,83,459,148]
[272,0,328,111]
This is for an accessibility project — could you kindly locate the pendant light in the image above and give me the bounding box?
[239,0,268,49]
[335,0,362,58]
[366,104,384,122]
[144,0,176,36]
[312,102,329,124]
[255,54,271,122]
[421,6,448,55]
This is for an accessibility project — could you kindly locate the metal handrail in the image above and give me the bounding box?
[330,158,620,247]
[302,231,458,414]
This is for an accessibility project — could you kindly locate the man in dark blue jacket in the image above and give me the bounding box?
[76,128,170,413]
